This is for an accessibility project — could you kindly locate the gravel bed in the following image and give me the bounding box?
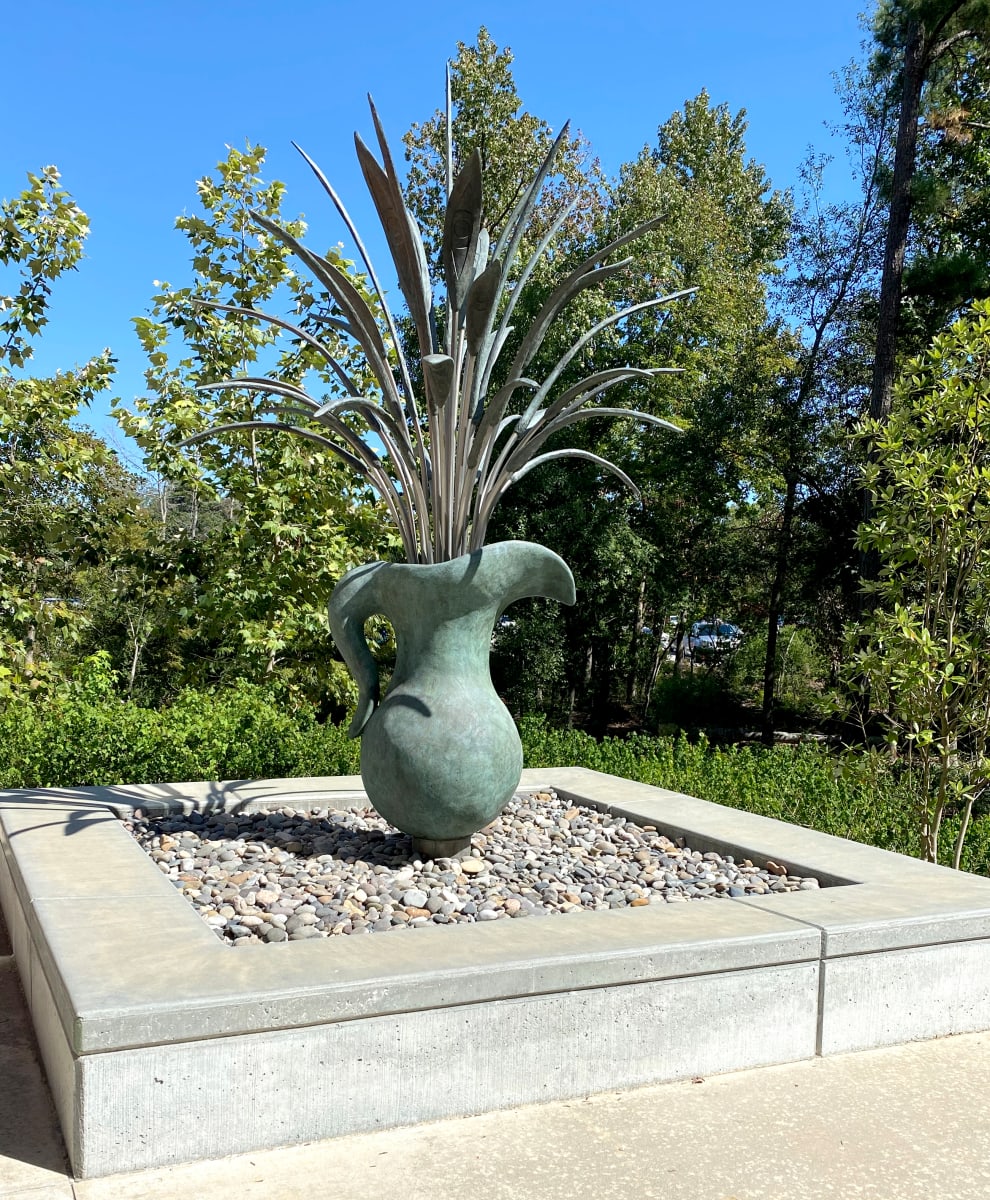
[123,789,822,946]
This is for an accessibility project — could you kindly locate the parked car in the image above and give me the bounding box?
[688,621,742,660]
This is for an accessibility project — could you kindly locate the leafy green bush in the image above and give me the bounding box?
[0,674,359,789]
[518,715,990,875]
[646,668,741,730]
[4,682,988,878]
[727,625,829,719]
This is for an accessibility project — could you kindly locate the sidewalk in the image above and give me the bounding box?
[3,914,990,1200]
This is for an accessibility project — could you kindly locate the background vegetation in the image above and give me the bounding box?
[4,1,990,869]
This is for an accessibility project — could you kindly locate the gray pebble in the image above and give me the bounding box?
[126,790,825,945]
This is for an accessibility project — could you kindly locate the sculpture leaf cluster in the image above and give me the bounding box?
[185,91,693,563]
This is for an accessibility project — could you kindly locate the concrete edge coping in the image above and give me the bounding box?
[2,767,990,1055]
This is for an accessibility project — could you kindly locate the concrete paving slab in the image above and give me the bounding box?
[64,1031,990,1200]
[0,961,71,1197]
[0,1188,74,1200]
[4,951,990,1199]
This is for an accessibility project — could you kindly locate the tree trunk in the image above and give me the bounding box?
[869,18,927,428]
[762,471,798,745]
[626,577,647,705]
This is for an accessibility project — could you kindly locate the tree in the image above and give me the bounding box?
[116,144,390,709]
[603,93,793,715]
[868,0,990,425]
[849,299,990,865]
[756,66,891,739]
[0,167,121,698]
[402,27,604,275]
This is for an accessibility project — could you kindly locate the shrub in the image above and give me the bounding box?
[0,680,360,789]
[727,625,829,720]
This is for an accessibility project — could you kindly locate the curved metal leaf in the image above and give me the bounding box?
[196,377,321,408]
[354,128,435,360]
[506,407,681,477]
[529,288,698,413]
[291,142,420,414]
[190,298,361,395]
[443,149,483,313]
[519,366,673,432]
[470,448,642,551]
[507,259,633,386]
[423,353,455,412]
[249,209,409,433]
[467,377,539,469]
[465,256,503,357]
[492,124,570,268]
[478,196,578,401]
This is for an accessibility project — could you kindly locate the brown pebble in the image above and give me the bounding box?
[765,860,788,876]
[404,906,431,919]
[630,898,651,907]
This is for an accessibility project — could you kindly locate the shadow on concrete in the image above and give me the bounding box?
[0,777,323,843]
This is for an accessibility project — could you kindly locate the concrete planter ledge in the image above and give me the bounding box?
[2,767,990,1178]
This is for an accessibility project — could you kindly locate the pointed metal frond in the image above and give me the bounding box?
[504,407,682,477]
[491,124,571,269]
[442,149,484,313]
[248,209,408,430]
[423,354,455,413]
[529,288,698,413]
[467,377,540,470]
[291,142,419,403]
[354,129,435,360]
[195,377,321,408]
[507,259,634,388]
[507,447,642,499]
[180,420,362,469]
[465,257,503,357]
[189,298,361,394]
[470,447,643,551]
[518,367,671,433]
[478,196,579,401]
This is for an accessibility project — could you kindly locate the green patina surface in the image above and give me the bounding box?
[329,540,575,848]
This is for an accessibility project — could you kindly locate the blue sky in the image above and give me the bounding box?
[5,0,868,466]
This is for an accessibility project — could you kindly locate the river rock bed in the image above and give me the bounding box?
[123,790,822,946]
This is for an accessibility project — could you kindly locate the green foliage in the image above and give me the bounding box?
[115,144,390,706]
[0,168,121,700]
[519,715,990,874]
[0,678,359,790]
[0,167,92,369]
[647,669,741,732]
[5,680,990,877]
[848,299,990,864]
[729,625,830,719]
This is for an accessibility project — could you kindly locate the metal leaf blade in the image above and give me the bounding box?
[249,209,407,427]
[354,131,435,359]
[443,149,484,312]
[465,257,503,357]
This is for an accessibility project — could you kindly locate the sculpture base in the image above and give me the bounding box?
[4,767,990,1178]
[413,834,473,858]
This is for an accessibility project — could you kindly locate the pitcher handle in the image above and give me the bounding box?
[328,561,387,737]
